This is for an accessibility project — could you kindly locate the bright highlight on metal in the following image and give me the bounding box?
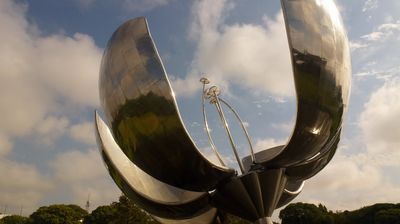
[94,0,351,223]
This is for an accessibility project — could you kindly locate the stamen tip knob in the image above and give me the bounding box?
[200,77,210,84]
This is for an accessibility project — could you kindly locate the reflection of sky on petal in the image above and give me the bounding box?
[318,0,342,29]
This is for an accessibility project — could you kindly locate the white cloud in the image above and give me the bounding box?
[172,0,294,98]
[359,21,400,42]
[271,121,294,135]
[362,0,378,12]
[352,21,400,81]
[297,150,400,211]
[307,153,381,193]
[254,138,285,153]
[35,33,101,107]
[361,31,384,41]
[0,0,112,214]
[354,67,398,81]
[34,116,70,145]
[359,78,400,166]
[294,78,400,211]
[51,149,105,185]
[379,22,400,31]
[50,149,120,210]
[0,0,101,144]
[69,122,96,145]
[36,117,69,136]
[0,159,53,214]
[188,0,232,40]
[200,148,228,167]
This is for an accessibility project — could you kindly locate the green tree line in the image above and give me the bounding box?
[1,198,399,224]
[279,202,400,224]
[0,196,157,224]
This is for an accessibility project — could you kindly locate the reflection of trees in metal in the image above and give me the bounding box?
[110,92,234,190]
[95,0,351,223]
[96,112,214,220]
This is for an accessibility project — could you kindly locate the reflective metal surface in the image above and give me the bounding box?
[284,133,340,181]
[276,180,304,209]
[99,17,234,192]
[265,0,351,169]
[95,0,351,223]
[95,112,214,220]
[95,112,205,204]
[153,208,217,224]
[211,169,287,222]
[255,217,274,224]
[212,0,351,221]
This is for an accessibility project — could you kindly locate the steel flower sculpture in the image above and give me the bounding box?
[94,0,351,223]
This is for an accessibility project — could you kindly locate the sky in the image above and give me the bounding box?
[0,0,400,221]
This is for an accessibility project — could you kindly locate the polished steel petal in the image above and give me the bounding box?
[153,208,218,224]
[242,146,285,173]
[266,0,351,168]
[284,131,340,181]
[276,180,304,209]
[99,17,235,191]
[95,112,214,220]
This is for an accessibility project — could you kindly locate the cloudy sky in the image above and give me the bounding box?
[0,0,399,220]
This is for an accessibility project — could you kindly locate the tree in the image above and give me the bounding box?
[375,208,400,224]
[83,205,117,224]
[279,203,333,224]
[0,215,30,224]
[279,202,400,224]
[30,204,87,224]
[112,195,158,224]
[334,203,400,224]
[84,196,157,224]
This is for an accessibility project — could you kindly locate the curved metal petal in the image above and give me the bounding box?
[95,111,215,220]
[284,130,340,180]
[99,17,235,191]
[276,180,304,209]
[153,208,218,224]
[267,0,351,168]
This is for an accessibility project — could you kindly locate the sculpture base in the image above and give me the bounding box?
[255,217,273,224]
[211,169,286,222]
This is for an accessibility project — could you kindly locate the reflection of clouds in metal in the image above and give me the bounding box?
[95,0,351,223]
